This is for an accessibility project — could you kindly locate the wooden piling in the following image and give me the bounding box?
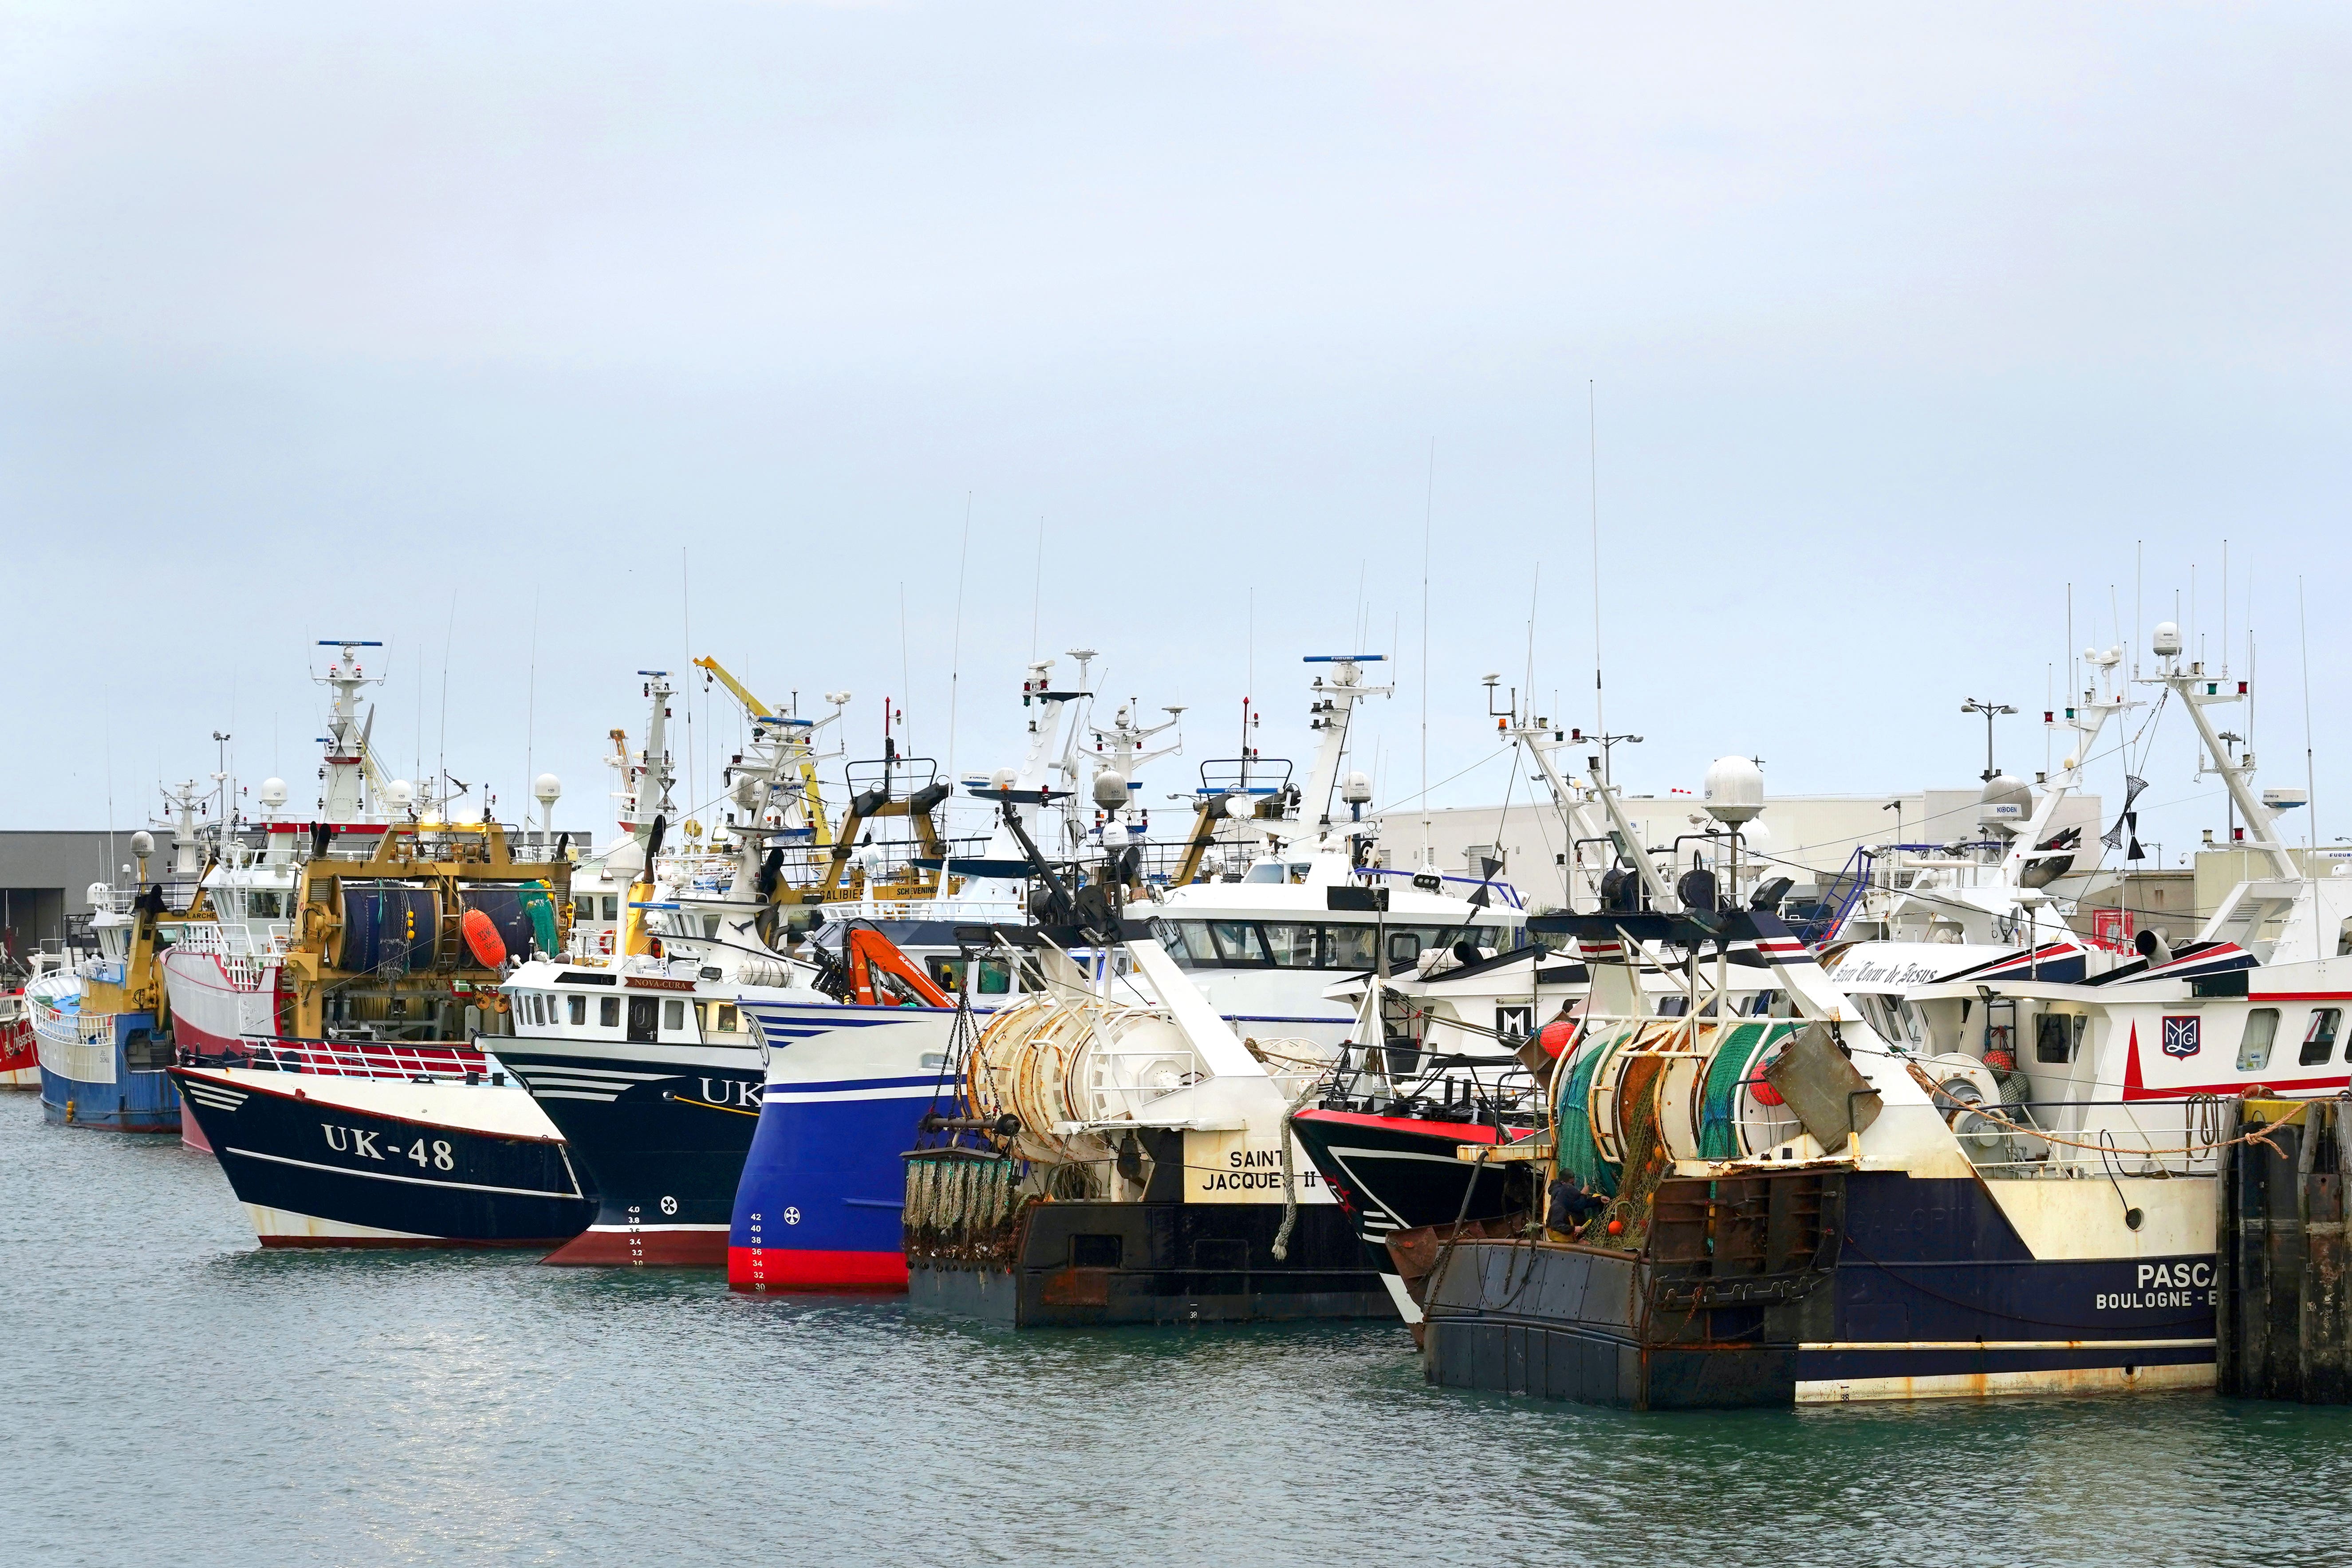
[2218,1098,2352,1403]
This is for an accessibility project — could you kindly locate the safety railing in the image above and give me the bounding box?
[199,1037,492,1081]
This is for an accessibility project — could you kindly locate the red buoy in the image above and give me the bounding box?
[461,908,507,968]
[1538,1018,1576,1059]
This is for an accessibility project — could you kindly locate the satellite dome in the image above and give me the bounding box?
[1703,756,1765,824]
[130,830,155,857]
[533,773,562,804]
[1978,773,2032,831]
[382,779,415,808]
[2152,620,2183,658]
[1341,771,1372,805]
[257,778,289,812]
[1092,769,1129,810]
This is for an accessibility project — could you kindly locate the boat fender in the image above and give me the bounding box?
[598,928,615,955]
[1538,1018,1576,1059]
[461,908,507,968]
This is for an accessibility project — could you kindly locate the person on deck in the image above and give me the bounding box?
[1545,1170,1606,1239]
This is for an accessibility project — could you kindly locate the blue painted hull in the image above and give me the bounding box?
[1422,1170,2218,1406]
[729,997,961,1291]
[39,1011,179,1133]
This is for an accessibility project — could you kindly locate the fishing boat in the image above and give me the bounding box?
[497,663,839,1266]
[1411,624,2352,1406]
[0,949,58,1087]
[170,640,594,1248]
[725,654,1103,1292]
[28,866,184,1132]
[900,934,1385,1326]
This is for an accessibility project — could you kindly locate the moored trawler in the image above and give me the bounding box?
[498,663,840,1267]
[1410,632,2347,1408]
[0,949,60,1087]
[170,639,592,1249]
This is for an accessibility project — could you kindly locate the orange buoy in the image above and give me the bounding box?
[1537,1018,1576,1059]
[461,908,507,968]
[1606,1217,1624,1236]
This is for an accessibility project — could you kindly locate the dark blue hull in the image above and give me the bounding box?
[1422,1170,2217,1406]
[172,1066,595,1248]
[495,1035,764,1266]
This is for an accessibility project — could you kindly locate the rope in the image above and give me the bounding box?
[1902,1058,2314,1157]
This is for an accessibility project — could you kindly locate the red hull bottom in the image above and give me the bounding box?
[728,1245,909,1293]
[257,1234,580,1250]
[541,1225,729,1268]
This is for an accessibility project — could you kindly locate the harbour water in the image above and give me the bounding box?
[6,1091,2350,1568]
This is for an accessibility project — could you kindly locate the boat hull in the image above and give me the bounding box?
[1420,1169,2218,1408]
[729,997,961,1292]
[35,1010,179,1132]
[172,1065,595,1248]
[495,1032,765,1268]
[908,1198,1391,1327]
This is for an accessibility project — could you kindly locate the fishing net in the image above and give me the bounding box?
[1696,1021,1786,1159]
[902,1150,1027,1269]
[1612,1051,1672,1253]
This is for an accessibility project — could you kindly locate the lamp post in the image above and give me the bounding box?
[1961,698,2018,782]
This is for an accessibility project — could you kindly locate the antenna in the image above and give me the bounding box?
[1421,437,1434,864]
[1588,379,1605,776]
[682,547,696,820]
[1029,516,1044,663]
[2301,577,2318,858]
[524,586,540,812]
[947,491,972,804]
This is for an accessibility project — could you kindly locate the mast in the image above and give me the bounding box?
[2148,622,2297,882]
[312,640,384,824]
[1298,654,1392,841]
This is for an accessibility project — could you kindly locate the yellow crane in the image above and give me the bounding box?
[693,655,833,849]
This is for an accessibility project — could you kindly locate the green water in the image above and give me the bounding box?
[5,1090,2349,1567]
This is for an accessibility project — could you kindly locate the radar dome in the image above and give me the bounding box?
[1978,773,2033,831]
[257,778,289,812]
[2153,620,2183,658]
[1703,756,1765,824]
[382,779,415,808]
[1341,771,1372,805]
[533,773,562,805]
[1092,769,1129,810]
[130,830,154,857]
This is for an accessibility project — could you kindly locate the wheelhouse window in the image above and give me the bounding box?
[662,998,687,1034]
[567,994,587,1027]
[1210,922,1271,965]
[2035,1013,2083,1064]
[2236,1008,2281,1072]
[599,996,620,1028]
[2299,1008,2342,1067]
[1154,917,1514,971]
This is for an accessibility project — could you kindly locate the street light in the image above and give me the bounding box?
[1960,698,2018,782]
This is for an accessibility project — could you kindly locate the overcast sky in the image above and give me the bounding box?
[4,1,2347,870]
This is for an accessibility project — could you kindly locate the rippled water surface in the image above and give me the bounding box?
[8,1090,2352,1567]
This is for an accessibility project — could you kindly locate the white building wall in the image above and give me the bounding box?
[1392,788,2104,913]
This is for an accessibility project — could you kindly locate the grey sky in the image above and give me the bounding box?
[4,2,2346,868]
